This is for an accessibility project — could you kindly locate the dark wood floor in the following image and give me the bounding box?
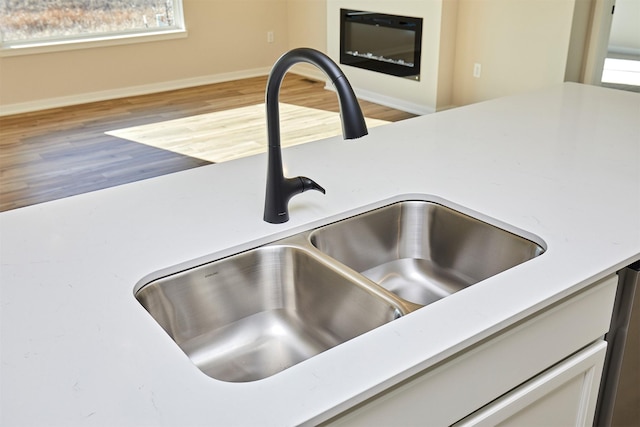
[0,75,415,212]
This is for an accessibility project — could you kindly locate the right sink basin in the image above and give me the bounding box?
[309,200,546,306]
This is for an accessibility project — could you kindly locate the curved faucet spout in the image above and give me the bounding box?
[263,48,368,224]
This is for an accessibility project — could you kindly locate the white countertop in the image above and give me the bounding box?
[1,83,639,426]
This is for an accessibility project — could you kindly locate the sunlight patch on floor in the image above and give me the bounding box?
[106,103,390,163]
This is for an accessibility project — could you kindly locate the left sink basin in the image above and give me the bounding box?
[135,244,406,382]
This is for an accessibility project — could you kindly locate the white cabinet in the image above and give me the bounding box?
[325,275,617,426]
[454,340,607,427]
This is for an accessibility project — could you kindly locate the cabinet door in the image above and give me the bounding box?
[321,276,616,427]
[454,340,607,427]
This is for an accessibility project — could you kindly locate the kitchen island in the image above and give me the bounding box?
[1,82,639,426]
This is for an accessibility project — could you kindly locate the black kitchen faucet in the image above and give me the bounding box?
[263,48,368,224]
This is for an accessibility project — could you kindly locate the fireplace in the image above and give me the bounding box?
[340,9,423,81]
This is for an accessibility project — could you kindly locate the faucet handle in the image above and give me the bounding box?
[299,176,326,194]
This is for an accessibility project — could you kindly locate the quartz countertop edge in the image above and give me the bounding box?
[1,82,639,426]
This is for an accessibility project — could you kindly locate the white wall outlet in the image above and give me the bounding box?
[473,63,482,78]
[267,31,274,43]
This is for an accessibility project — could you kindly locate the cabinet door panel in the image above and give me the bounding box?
[454,340,607,427]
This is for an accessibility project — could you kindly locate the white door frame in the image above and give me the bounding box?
[582,0,616,85]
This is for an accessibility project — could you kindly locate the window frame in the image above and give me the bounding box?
[0,0,186,57]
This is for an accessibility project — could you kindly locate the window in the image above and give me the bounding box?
[0,0,185,53]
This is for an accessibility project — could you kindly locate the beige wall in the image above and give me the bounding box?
[0,0,290,113]
[1,0,598,114]
[287,0,327,51]
[327,0,583,111]
[452,0,576,106]
[286,0,328,80]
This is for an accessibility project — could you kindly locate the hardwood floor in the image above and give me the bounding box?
[105,103,393,163]
[0,74,415,212]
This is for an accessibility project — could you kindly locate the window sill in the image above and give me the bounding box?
[0,29,187,57]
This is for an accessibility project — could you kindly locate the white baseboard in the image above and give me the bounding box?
[435,104,458,112]
[355,88,434,115]
[289,65,328,83]
[1,66,434,117]
[289,64,433,115]
[324,83,434,116]
[0,67,271,116]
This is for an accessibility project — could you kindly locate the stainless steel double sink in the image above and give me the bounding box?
[135,198,545,382]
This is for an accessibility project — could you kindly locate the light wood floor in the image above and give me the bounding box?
[0,75,415,212]
[106,102,392,163]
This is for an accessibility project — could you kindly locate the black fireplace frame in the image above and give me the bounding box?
[340,9,423,80]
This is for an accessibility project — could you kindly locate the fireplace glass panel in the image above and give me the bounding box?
[340,9,422,80]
